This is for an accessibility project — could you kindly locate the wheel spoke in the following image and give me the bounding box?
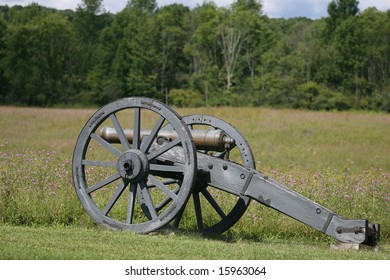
[91,133,122,158]
[82,160,116,168]
[148,175,178,200]
[172,207,184,228]
[141,116,165,153]
[102,179,128,216]
[110,113,131,151]
[155,186,180,212]
[147,178,177,188]
[126,183,137,224]
[147,138,181,160]
[86,172,121,194]
[139,181,158,219]
[201,188,227,219]
[133,108,141,149]
[193,191,204,231]
[149,163,185,174]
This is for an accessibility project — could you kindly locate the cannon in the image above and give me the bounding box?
[72,97,380,246]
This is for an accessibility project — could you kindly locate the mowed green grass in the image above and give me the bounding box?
[1,225,389,260]
[0,105,389,259]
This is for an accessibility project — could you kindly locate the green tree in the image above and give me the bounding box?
[231,0,271,88]
[185,2,222,104]
[1,1,389,111]
[86,0,160,103]
[2,12,77,106]
[112,0,160,98]
[85,23,121,104]
[156,4,190,98]
[353,8,390,109]
[0,14,8,102]
[73,0,112,101]
[254,18,314,107]
[6,3,49,25]
[326,0,359,35]
[219,7,243,91]
[127,0,157,13]
[73,0,108,45]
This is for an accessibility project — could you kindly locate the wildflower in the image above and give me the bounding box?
[288,179,297,186]
[355,187,361,193]
[251,213,257,222]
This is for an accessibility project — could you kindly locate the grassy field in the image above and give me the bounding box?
[0,105,389,259]
[1,225,389,260]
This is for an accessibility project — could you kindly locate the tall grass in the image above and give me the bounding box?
[0,106,389,243]
[0,148,92,226]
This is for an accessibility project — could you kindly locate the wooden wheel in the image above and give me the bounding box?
[172,115,255,235]
[72,97,197,233]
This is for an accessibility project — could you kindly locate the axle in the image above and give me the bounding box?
[99,126,235,152]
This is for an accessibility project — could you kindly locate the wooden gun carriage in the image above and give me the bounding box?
[72,97,380,246]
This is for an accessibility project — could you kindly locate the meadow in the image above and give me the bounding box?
[0,105,389,259]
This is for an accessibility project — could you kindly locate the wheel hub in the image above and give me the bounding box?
[117,149,149,182]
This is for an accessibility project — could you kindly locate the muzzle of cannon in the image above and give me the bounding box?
[72,97,380,246]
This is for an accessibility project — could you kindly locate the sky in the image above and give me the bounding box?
[1,0,390,19]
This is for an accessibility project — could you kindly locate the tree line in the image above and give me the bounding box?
[0,0,390,111]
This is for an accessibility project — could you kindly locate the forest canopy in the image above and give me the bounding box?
[0,0,390,111]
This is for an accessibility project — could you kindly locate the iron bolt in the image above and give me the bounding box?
[240,174,245,179]
[354,227,360,234]
[208,163,213,169]
[223,164,228,170]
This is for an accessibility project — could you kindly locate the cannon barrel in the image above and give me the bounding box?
[99,126,235,152]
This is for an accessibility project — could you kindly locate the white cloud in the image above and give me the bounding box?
[51,0,80,10]
[1,0,81,10]
[103,0,127,12]
[359,0,390,11]
[263,0,330,19]
[263,0,390,19]
[156,0,232,9]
